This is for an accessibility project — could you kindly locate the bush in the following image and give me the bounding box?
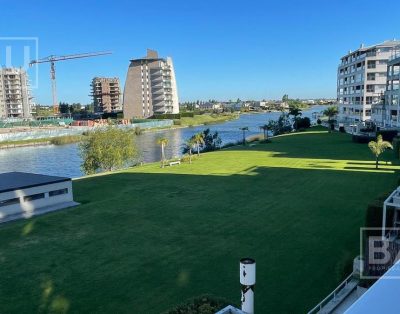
[295,117,311,130]
[259,139,272,144]
[173,119,182,125]
[153,113,182,119]
[134,126,142,135]
[317,118,322,125]
[377,130,398,143]
[162,295,232,314]
[352,134,374,144]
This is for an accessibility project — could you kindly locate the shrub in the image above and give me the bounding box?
[317,118,322,125]
[173,119,182,125]
[295,117,311,130]
[162,295,232,314]
[134,126,142,135]
[352,134,374,144]
[259,139,272,144]
[377,130,398,143]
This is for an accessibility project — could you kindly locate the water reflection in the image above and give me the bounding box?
[0,106,326,178]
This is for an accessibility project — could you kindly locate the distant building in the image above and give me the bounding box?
[91,77,121,113]
[0,172,79,224]
[0,68,33,118]
[337,40,400,124]
[123,49,179,119]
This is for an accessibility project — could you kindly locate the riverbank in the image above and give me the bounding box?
[0,134,83,149]
[0,113,239,149]
[0,127,398,313]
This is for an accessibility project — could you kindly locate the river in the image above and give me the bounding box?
[0,105,326,178]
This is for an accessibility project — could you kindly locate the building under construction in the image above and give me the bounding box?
[91,77,121,113]
[0,68,33,118]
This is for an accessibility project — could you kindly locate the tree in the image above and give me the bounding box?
[193,132,205,156]
[289,105,303,130]
[239,127,249,146]
[185,138,196,164]
[79,127,137,174]
[157,137,169,168]
[282,94,289,102]
[368,135,393,169]
[323,106,338,132]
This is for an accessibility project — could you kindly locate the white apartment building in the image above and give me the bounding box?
[372,53,400,127]
[337,40,400,124]
[0,68,33,118]
[123,49,179,119]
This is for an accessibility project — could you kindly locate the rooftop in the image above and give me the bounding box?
[0,172,70,193]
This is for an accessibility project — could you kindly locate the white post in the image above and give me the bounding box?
[240,258,256,314]
[382,201,387,239]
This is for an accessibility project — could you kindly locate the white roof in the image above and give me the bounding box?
[345,260,400,314]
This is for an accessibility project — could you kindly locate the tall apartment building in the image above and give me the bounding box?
[0,68,32,118]
[337,40,400,124]
[91,77,121,113]
[372,54,400,127]
[123,49,179,119]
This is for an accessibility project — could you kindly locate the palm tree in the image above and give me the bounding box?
[239,127,249,146]
[193,132,205,156]
[323,106,338,132]
[368,135,393,169]
[260,124,269,140]
[185,138,196,164]
[156,137,169,168]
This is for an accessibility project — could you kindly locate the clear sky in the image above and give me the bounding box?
[1,0,400,105]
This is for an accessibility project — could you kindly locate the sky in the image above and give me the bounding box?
[1,0,400,105]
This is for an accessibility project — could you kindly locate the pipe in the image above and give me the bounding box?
[240,258,256,314]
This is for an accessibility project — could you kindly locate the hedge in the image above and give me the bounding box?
[162,295,233,314]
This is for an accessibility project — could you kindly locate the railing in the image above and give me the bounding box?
[307,272,355,314]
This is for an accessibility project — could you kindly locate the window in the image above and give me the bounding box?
[24,193,45,202]
[0,197,20,207]
[49,188,68,197]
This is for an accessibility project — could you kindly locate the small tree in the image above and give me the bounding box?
[368,135,393,169]
[185,138,196,164]
[323,106,338,132]
[193,132,205,156]
[80,127,137,174]
[157,137,169,168]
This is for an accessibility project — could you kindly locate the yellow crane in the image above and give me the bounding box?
[29,51,112,114]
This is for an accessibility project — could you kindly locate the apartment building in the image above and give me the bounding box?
[372,54,400,127]
[0,68,32,118]
[91,77,121,113]
[337,40,400,124]
[123,49,179,119]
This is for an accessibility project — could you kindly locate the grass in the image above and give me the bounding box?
[179,113,238,127]
[0,126,399,313]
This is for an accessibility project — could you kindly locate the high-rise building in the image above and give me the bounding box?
[0,68,33,118]
[123,49,179,119]
[91,77,121,113]
[337,40,400,124]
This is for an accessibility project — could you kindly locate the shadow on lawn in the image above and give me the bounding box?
[4,165,400,314]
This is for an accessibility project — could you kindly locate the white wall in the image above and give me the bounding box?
[0,181,73,219]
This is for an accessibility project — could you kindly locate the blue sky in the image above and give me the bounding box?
[1,0,399,105]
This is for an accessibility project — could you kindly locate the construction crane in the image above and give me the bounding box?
[29,51,112,114]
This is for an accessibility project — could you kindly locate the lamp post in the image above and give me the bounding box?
[239,127,249,146]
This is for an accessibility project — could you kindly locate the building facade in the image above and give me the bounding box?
[337,40,400,124]
[91,77,121,113]
[372,55,400,127]
[0,68,33,118]
[123,49,179,119]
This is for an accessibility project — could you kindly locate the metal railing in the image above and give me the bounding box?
[307,272,355,314]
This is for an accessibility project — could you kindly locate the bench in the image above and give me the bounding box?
[169,160,181,166]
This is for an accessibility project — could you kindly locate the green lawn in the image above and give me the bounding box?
[0,127,399,313]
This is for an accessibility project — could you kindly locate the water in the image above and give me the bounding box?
[0,105,326,178]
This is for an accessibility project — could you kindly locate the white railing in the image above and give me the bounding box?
[307,272,354,314]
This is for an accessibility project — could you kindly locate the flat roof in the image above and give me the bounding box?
[345,260,400,314]
[0,172,70,193]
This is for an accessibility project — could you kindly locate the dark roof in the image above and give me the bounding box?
[0,172,70,193]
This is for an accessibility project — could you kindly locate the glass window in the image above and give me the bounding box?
[0,198,20,207]
[49,188,68,197]
[24,193,45,202]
